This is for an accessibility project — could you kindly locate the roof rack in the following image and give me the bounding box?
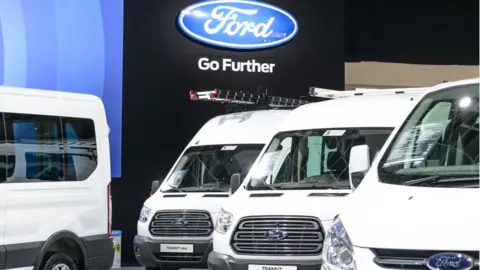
[309,86,430,99]
[189,89,310,113]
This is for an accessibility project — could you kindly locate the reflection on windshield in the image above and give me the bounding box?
[247,128,393,190]
[378,83,479,188]
[161,144,264,193]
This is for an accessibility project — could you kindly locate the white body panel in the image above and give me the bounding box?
[212,94,423,262]
[337,78,480,269]
[0,86,111,269]
[138,109,292,240]
[343,181,479,250]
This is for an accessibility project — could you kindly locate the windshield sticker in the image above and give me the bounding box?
[260,151,281,176]
[250,151,280,184]
[168,170,187,187]
[323,129,346,136]
[221,145,238,151]
[268,151,281,173]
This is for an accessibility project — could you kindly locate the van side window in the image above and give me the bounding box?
[3,113,97,183]
[0,114,6,183]
[62,118,97,181]
[5,113,63,182]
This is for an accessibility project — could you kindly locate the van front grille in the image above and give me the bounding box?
[230,216,324,256]
[149,210,213,237]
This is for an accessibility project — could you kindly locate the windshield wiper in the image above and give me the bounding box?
[178,185,230,192]
[402,175,439,186]
[276,185,348,190]
[403,175,479,187]
[270,182,349,190]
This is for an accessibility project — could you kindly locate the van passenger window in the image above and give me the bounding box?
[5,114,63,182]
[3,113,97,183]
[62,118,97,181]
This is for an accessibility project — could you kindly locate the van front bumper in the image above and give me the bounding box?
[208,251,322,270]
[133,235,212,269]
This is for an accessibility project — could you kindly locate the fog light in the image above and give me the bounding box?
[339,247,353,265]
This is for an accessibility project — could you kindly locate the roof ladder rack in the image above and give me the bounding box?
[309,86,430,99]
[189,89,310,113]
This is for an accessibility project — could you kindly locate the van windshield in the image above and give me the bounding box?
[378,83,479,188]
[246,128,393,190]
[161,144,264,193]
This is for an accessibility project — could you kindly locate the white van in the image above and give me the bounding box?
[0,86,113,270]
[134,90,307,270]
[207,87,428,270]
[322,79,479,270]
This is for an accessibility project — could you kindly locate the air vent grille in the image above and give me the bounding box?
[230,216,324,256]
[149,210,213,237]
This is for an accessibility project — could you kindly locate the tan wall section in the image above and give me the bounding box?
[345,62,479,90]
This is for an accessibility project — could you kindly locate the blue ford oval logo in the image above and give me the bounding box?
[265,229,287,240]
[426,253,474,270]
[172,219,188,227]
[177,0,298,50]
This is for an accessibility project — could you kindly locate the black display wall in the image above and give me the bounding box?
[118,0,345,264]
[345,0,479,65]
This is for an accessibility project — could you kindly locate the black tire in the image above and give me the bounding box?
[43,253,77,270]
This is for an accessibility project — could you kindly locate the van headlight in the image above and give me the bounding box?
[322,217,356,270]
[215,208,234,234]
[139,205,151,223]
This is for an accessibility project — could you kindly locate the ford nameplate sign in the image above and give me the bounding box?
[177,0,298,50]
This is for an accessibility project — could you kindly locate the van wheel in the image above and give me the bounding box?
[43,253,77,270]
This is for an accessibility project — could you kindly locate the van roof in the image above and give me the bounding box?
[279,94,420,132]
[188,109,292,146]
[425,77,480,95]
[0,86,102,103]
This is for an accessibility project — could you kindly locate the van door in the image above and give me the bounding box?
[0,106,6,268]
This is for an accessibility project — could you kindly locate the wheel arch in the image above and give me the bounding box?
[34,231,88,270]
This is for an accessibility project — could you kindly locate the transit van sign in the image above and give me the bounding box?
[177,0,299,50]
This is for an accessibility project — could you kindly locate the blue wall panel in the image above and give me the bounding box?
[0,0,124,177]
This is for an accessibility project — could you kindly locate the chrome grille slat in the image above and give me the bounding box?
[151,222,211,227]
[149,210,213,237]
[230,215,324,256]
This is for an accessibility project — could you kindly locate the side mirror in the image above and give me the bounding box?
[150,180,160,196]
[349,145,371,190]
[230,173,242,194]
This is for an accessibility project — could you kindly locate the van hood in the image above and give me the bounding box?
[224,190,352,221]
[342,183,480,251]
[145,192,230,215]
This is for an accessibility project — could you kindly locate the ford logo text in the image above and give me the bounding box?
[172,219,188,227]
[265,229,287,240]
[426,253,475,270]
[177,0,298,50]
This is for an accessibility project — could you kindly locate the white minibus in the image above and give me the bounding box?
[0,86,113,270]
